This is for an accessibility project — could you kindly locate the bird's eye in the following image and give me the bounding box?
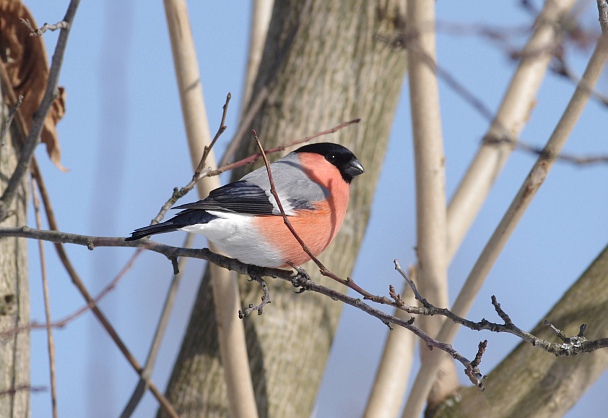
[327,154,336,163]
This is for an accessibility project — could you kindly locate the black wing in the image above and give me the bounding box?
[174,181,276,215]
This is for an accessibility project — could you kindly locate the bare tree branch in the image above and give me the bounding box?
[31,179,57,418]
[598,0,608,35]
[20,18,69,37]
[0,95,22,148]
[0,385,47,397]
[238,267,272,318]
[3,226,607,383]
[0,250,142,339]
[0,0,79,222]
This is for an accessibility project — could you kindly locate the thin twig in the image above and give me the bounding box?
[214,118,360,177]
[195,93,231,175]
[394,260,431,308]
[0,0,80,222]
[288,268,485,390]
[598,0,608,36]
[239,267,272,318]
[31,179,57,418]
[550,53,608,106]
[251,129,322,267]
[250,129,373,295]
[0,95,23,148]
[483,135,608,165]
[0,385,47,396]
[20,18,70,37]
[144,93,232,228]
[465,340,487,389]
[220,86,270,167]
[0,249,142,339]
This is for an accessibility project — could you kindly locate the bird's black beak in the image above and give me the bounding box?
[344,158,365,179]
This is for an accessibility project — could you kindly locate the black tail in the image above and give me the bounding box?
[125,221,179,241]
[125,209,217,241]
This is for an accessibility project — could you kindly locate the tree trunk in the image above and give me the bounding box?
[428,244,608,418]
[0,81,31,417]
[162,1,407,417]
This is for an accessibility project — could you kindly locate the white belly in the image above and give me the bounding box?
[180,211,285,268]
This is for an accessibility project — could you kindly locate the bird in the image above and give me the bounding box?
[126,142,364,268]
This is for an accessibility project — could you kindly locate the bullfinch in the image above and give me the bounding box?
[126,142,364,268]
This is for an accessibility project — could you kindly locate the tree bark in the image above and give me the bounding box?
[428,244,608,418]
[0,81,31,418]
[162,1,408,417]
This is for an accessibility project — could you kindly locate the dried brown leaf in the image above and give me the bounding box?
[0,0,67,171]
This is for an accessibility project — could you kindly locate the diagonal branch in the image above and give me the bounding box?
[251,128,380,297]
[0,0,80,222]
[31,178,57,418]
[0,95,23,148]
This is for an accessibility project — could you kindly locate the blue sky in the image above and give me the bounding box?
[23,1,608,417]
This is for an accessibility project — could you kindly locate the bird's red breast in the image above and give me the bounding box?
[253,152,350,267]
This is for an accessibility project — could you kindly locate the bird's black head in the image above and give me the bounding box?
[295,142,365,183]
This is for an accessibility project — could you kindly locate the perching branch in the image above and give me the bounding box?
[3,226,608,383]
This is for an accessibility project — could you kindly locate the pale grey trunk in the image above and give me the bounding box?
[0,80,31,418]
